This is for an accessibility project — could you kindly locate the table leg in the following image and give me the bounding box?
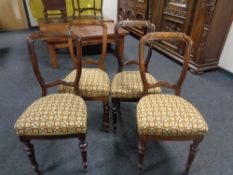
[47,43,59,68]
[118,36,125,61]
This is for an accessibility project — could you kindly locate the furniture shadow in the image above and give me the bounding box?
[0,48,10,67]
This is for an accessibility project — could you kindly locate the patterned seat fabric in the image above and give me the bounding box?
[111,71,161,99]
[137,94,208,137]
[14,94,87,136]
[59,68,110,97]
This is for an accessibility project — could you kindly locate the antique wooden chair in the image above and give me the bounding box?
[71,0,103,18]
[136,32,208,173]
[111,20,161,131]
[42,0,67,19]
[14,31,88,174]
[59,21,110,131]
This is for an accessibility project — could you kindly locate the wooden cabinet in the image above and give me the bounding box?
[118,0,149,36]
[117,0,233,74]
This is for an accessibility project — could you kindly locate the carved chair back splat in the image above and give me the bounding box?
[68,21,108,71]
[139,32,193,96]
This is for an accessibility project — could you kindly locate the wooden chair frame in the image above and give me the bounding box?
[67,21,110,131]
[42,0,67,20]
[18,31,87,175]
[71,0,103,18]
[137,32,205,173]
[112,20,156,131]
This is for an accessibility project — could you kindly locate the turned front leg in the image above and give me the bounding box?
[79,135,88,172]
[20,137,40,175]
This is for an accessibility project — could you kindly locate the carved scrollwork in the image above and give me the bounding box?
[195,0,217,61]
[163,20,182,50]
[164,9,187,19]
[164,21,182,32]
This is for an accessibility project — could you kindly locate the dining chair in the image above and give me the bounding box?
[58,21,110,131]
[14,31,88,174]
[42,0,67,19]
[71,0,103,18]
[136,32,208,173]
[111,20,161,131]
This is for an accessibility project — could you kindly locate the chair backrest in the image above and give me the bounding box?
[67,20,108,70]
[72,0,103,17]
[42,0,67,19]
[115,20,156,72]
[27,31,81,96]
[139,32,193,96]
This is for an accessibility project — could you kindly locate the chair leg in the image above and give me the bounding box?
[79,135,88,172]
[112,102,118,132]
[117,102,121,117]
[20,137,41,175]
[103,101,110,131]
[185,137,204,173]
[138,138,145,173]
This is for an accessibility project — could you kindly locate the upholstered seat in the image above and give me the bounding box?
[137,94,208,137]
[15,94,87,136]
[111,71,161,99]
[59,68,110,97]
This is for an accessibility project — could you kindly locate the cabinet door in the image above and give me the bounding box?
[0,0,28,30]
[135,0,148,20]
[157,0,195,56]
[118,0,127,20]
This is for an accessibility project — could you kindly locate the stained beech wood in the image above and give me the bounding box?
[139,32,193,96]
[67,21,111,131]
[112,20,156,131]
[137,31,205,173]
[18,31,87,174]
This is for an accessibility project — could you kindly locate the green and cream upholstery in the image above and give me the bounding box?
[59,68,110,97]
[137,94,208,137]
[14,94,87,136]
[111,71,161,99]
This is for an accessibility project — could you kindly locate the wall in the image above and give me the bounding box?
[25,0,118,26]
[0,0,28,30]
[103,0,118,21]
[219,21,233,73]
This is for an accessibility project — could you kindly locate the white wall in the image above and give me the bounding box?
[25,0,118,26]
[103,0,118,21]
[219,21,233,73]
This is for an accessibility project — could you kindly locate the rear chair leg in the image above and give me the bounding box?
[112,102,118,132]
[117,102,121,117]
[79,135,88,172]
[138,138,145,173]
[103,101,110,131]
[185,137,204,173]
[20,137,41,175]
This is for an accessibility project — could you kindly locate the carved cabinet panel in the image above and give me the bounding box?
[118,0,233,74]
[118,0,148,36]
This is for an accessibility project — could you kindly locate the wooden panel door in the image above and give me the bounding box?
[158,0,195,56]
[0,0,28,30]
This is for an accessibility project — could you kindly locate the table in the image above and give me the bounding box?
[39,17,128,68]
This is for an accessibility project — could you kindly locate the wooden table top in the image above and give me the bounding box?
[39,16,113,25]
[38,17,128,38]
[70,23,128,39]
